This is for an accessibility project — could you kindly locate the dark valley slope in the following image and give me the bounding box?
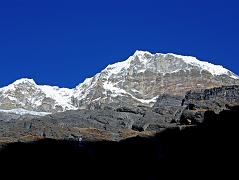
[0,105,238,179]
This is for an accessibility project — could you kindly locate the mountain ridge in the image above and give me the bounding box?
[0,51,239,113]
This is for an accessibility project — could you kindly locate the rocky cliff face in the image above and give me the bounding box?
[178,85,239,125]
[0,51,239,113]
[184,85,239,111]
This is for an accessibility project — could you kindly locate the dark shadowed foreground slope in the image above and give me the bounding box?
[0,106,238,178]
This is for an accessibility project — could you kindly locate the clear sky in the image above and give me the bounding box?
[0,0,238,88]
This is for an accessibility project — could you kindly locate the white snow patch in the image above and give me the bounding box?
[39,85,76,110]
[130,95,158,104]
[92,97,101,102]
[5,95,17,101]
[103,81,158,104]
[103,82,127,95]
[0,108,51,116]
[131,89,140,93]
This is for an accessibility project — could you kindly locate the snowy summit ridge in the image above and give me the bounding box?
[0,50,238,114]
[134,50,238,77]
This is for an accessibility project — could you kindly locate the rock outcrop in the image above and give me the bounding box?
[180,85,239,124]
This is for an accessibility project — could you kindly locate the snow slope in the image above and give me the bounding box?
[0,108,51,116]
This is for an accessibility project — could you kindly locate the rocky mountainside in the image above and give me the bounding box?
[1,85,238,144]
[0,51,239,113]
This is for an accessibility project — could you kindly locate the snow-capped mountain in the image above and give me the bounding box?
[0,50,239,113]
[0,78,76,113]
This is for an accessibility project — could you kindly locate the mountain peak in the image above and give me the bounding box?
[12,78,37,85]
[131,51,239,79]
[133,50,152,56]
[0,78,37,93]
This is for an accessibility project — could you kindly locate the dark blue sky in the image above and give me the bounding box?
[0,0,238,88]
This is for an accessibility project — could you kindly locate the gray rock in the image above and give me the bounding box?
[145,124,164,132]
[153,95,186,123]
[179,85,239,124]
[180,110,205,125]
[184,85,239,113]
